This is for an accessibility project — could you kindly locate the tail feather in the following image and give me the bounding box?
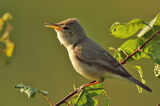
[127,77,152,92]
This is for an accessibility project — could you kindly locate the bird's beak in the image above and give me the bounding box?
[44,22,63,31]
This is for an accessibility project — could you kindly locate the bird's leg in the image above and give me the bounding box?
[80,80,101,88]
[72,80,100,98]
[89,80,97,84]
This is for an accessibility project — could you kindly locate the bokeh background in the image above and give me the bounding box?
[0,0,160,106]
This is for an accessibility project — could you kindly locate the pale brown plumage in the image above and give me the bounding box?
[46,18,152,92]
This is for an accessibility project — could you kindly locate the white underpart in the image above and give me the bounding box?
[56,30,64,45]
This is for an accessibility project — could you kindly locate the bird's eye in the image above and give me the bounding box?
[63,26,69,30]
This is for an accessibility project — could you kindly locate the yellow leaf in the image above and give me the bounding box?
[0,18,4,31]
[4,40,14,57]
[2,12,12,21]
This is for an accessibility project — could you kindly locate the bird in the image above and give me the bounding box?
[45,18,152,92]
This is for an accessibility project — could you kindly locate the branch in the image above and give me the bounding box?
[54,85,85,106]
[120,30,160,64]
[54,88,80,106]
[54,81,97,106]
[44,94,53,106]
[53,30,160,106]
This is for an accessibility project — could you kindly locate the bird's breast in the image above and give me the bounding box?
[67,48,105,81]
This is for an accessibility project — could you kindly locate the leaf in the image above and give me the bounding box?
[71,90,97,106]
[148,42,160,79]
[114,38,149,62]
[136,85,143,94]
[149,42,160,61]
[75,90,98,106]
[109,47,122,62]
[2,12,12,21]
[154,64,160,79]
[137,13,160,38]
[134,66,146,93]
[110,13,160,64]
[102,87,110,106]
[0,13,12,31]
[0,13,14,59]
[85,82,105,97]
[15,83,48,98]
[70,82,104,106]
[110,19,147,39]
[4,40,14,57]
[105,97,110,106]
[40,90,48,95]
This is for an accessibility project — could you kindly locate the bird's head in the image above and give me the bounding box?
[45,18,87,47]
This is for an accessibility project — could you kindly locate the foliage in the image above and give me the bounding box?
[0,12,14,59]
[15,83,109,106]
[15,83,48,98]
[134,66,145,93]
[69,82,109,106]
[110,19,147,39]
[110,13,160,93]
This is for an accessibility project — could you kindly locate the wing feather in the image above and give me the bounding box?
[74,44,131,78]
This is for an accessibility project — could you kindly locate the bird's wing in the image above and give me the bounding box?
[74,44,131,78]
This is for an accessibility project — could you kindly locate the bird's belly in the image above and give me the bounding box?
[68,51,105,81]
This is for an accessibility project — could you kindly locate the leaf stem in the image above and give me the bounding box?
[44,94,53,106]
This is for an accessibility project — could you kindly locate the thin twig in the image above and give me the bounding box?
[44,94,53,106]
[120,30,160,64]
[53,30,160,106]
[54,81,97,106]
[54,87,82,106]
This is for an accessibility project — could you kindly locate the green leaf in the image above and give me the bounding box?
[149,42,160,62]
[70,82,104,106]
[148,42,160,79]
[71,90,98,106]
[110,19,147,39]
[110,13,160,64]
[114,38,149,62]
[134,66,146,93]
[15,83,48,98]
[154,63,160,79]
[136,85,143,94]
[109,47,122,62]
[105,97,110,106]
[75,90,88,106]
[102,88,110,106]
[40,90,48,95]
[137,13,160,38]
[85,82,104,97]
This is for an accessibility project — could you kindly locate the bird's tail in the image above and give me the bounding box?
[127,77,152,92]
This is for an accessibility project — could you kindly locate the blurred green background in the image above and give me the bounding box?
[0,0,160,106]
